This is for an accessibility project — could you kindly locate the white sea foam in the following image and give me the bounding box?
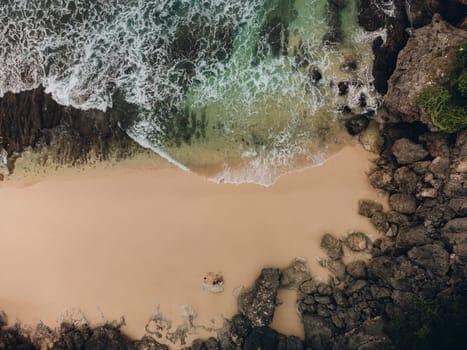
[0,0,381,184]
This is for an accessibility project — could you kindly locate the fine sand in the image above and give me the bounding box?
[0,145,384,346]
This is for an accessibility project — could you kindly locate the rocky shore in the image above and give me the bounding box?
[1,1,466,349]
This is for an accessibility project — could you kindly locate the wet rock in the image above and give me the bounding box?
[392,138,429,165]
[0,311,6,328]
[370,211,390,233]
[238,268,281,327]
[281,258,311,289]
[385,15,467,127]
[394,167,418,194]
[359,121,384,153]
[340,56,358,72]
[309,67,323,83]
[317,283,333,296]
[368,169,394,191]
[407,244,450,276]
[389,193,417,214]
[386,211,410,226]
[299,279,318,295]
[320,233,343,259]
[302,315,334,350]
[345,115,370,136]
[358,199,383,218]
[346,261,368,279]
[338,81,349,95]
[344,232,372,252]
[324,258,346,280]
[396,225,431,249]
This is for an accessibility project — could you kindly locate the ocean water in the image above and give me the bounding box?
[0,0,382,185]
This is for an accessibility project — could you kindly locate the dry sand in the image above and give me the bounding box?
[0,145,385,346]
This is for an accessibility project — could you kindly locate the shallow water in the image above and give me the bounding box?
[0,0,382,184]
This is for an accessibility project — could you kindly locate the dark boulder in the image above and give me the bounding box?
[345,115,370,136]
[303,315,334,350]
[346,261,368,279]
[358,200,384,218]
[238,268,281,327]
[396,225,431,249]
[407,244,450,276]
[388,193,417,214]
[243,327,303,350]
[391,139,429,165]
[321,234,343,260]
[393,167,418,194]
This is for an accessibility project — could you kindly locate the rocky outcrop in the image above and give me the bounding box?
[0,87,143,175]
[237,268,281,327]
[384,15,467,128]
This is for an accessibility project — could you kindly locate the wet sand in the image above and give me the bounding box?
[0,145,384,346]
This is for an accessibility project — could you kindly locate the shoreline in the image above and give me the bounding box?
[0,144,383,346]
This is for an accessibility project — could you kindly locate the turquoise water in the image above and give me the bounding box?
[0,0,382,184]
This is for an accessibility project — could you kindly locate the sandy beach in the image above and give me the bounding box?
[0,145,384,346]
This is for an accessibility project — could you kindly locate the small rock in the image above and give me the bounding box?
[411,161,431,175]
[202,272,224,293]
[359,121,384,153]
[389,193,417,214]
[0,310,7,327]
[429,156,450,179]
[370,211,390,232]
[396,225,431,249]
[346,280,368,294]
[448,198,467,216]
[320,233,343,259]
[324,259,346,280]
[299,279,318,295]
[344,232,372,252]
[358,199,383,218]
[281,258,310,289]
[392,138,429,164]
[394,166,418,193]
[346,261,367,279]
[386,211,410,225]
[338,81,349,95]
[368,169,394,190]
[345,115,370,135]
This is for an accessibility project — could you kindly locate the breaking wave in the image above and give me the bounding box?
[0,0,381,185]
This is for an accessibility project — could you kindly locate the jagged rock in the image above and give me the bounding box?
[359,121,384,153]
[299,279,318,295]
[394,167,418,193]
[333,316,391,350]
[385,15,467,127]
[396,225,431,248]
[324,259,346,280]
[391,139,429,165]
[345,114,370,136]
[344,232,372,252]
[238,268,281,327]
[321,234,343,259]
[346,261,368,279]
[346,280,368,295]
[243,327,303,350]
[0,311,6,328]
[370,211,390,233]
[419,132,450,158]
[389,193,417,214]
[448,198,467,216]
[303,315,334,350]
[411,161,432,175]
[442,218,467,261]
[368,169,394,191]
[281,258,311,289]
[407,244,450,276]
[386,211,410,225]
[429,157,450,180]
[358,200,383,218]
[230,314,252,338]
